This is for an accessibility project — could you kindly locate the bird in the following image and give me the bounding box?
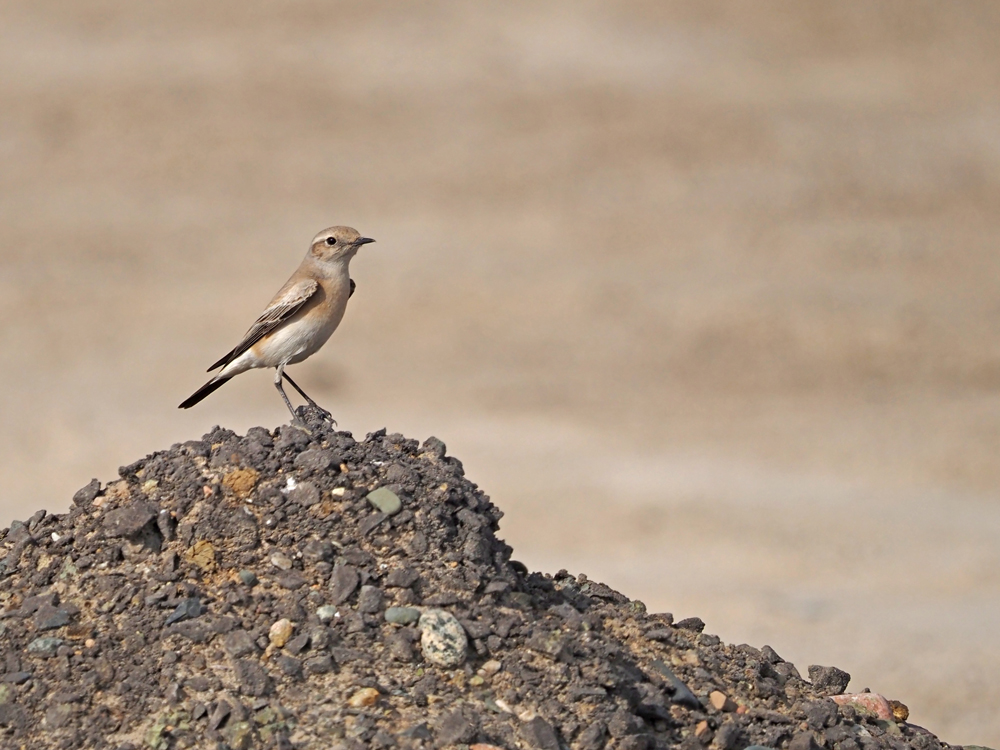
[179,225,374,421]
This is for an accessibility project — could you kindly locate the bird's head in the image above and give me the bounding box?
[310,226,375,262]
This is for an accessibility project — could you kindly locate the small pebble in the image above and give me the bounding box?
[479,659,502,676]
[418,609,468,668]
[384,606,421,625]
[270,552,293,571]
[269,618,294,648]
[347,687,380,708]
[238,570,258,586]
[317,605,339,623]
[709,690,737,712]
[366,487,402,515]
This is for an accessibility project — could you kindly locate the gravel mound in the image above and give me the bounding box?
[0,417,961,750]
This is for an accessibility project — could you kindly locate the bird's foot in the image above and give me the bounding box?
[295,403,337,428]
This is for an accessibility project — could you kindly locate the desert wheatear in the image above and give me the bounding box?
[179,226,374,421]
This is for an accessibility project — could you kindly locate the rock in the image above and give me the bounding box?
[435,709,477,746]
[808,665,851,695]
[285,633,310,655]
[386,632,414,662]
[293,449,336,474]
[72,479,101,507]
[357,585,384,613]
[304,654,333,674]
[27,637,63,656]
[789,731,821,750]
[829,693,895,720]
[183,540,216,572]
[709,690,737,712]
[270,552,293,571]
[385,606,421,625]
[301,539,334,563]
[165,597,203,626]
[418,609,468,668]
[576,722,607,750]
[224,630,258,659]
[269,618,294,648]
[714,720,742,750]
[480,659,502,676]
[33,605,71,631]
[287,481,320,507]
[385,567,419,588]
[521,716,559,750]
[233,659,273,697]
[103,502,157,537]
[347,687,380,708]
[316,605,339,623]
[329,563,359,604]
[674,617,705,632]
[222,468,259,498]
[366,487,402,516]
[694,720,712,741]
[238,570,258,586]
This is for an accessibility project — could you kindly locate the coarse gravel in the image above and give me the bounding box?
[0,412,966,750]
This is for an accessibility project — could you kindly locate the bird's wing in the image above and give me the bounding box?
[207,279,319,371]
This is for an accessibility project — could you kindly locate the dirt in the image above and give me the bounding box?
[0,415,960,750]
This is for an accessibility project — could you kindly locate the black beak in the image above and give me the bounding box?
[355,237,376,246]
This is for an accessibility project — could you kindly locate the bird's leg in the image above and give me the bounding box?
[273,366,299,422]
[282,372,336,425]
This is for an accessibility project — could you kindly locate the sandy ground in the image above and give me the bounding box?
[2,1,1000,744]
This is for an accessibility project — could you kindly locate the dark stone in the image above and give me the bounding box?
[72,479,101,507]
[576,721,607,750]
[285,633,310,655]
[208,700,232,730]
[650,660,700,709]
[386,632,414,662]
[233,659,273,697]
[103,502,158,538]
[434,709,477,746]
[34,604,72,631]
[607,709,645,738]
[360,512,387,536]
[301,539,335,563]
[357,585,384,613]
[385,567,419,588]
[276,571,308,590]
[520,716,560,750]
[165,597,204,626]
[274,654,303,679]
[330,564,360,604]
[715,720,742,750]
[789,732,821,750]
[805,700,839,730]
[287,481,321,507]
[293,449,337,474]
[224,630,258,659]
[304,654,334,674]
[420,437,447,458]
[674,617,706,632]
[807,665,851,695]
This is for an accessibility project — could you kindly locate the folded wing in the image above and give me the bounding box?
[207,279,319,371]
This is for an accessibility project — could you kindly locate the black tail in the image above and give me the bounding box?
[179,377,231,409]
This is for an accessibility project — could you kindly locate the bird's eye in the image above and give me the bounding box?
[325,237,336,246]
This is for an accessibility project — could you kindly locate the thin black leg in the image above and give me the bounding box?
[282,372,335,424]
[274,379,299,421]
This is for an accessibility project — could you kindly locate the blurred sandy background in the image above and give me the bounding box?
[2,1,1000,744]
